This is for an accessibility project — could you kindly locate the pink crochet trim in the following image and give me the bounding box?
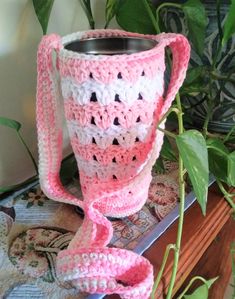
[57,248,153,297]
[36,29,190,298]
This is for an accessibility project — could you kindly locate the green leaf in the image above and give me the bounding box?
[184,277,218,299]
[161,136,177,161]
[105,0,119,28]
[182,0,208,56]
[0,185,20,193]
[79,0,95,29]
[222,0,235,46]
[0,177,37,195]
[0,116,21,131]
[181,67,209,96]
[32,0,54,34]
[116,0,157,34]
[183,66,208,86]
[207,138,229,184]
[228,151,235,186]
[176,130,209,215]
[180,82,208,96]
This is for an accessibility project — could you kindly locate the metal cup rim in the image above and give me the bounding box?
[64,36,158,55]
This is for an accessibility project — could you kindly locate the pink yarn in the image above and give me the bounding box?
[36,29,190,298]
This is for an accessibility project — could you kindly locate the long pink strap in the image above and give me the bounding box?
[36,32,190,298]
[36,34,84,208]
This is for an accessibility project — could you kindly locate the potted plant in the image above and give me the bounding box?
[158,0,235,134]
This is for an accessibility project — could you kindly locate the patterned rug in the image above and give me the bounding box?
[0,161,180,299]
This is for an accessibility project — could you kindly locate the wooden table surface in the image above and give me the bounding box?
[106,184,235,299]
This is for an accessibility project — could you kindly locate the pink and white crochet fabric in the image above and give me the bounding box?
[36,29,190,298]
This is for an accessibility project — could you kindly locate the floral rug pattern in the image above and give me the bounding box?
[21,187,49,208]
[0,163,179,298]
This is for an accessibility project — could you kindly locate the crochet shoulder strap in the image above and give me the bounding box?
[157,33,190,119]
[36,34,83,208]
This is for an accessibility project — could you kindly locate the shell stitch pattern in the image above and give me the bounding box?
[36,29,190,298]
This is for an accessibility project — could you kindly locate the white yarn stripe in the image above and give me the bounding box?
[75,156,144,181]
[61,74,163,106]
[67,121,153,149]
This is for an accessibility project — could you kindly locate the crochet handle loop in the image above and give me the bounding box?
[36,34,84,208]
[157,33,190,118]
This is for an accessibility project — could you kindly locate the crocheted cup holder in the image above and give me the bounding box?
[36,30,190,298]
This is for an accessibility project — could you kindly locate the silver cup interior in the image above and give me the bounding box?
[64,37,158,55]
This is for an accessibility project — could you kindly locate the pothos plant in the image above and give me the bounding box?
[1,0,234,297]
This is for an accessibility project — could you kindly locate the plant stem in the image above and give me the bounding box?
[156,2,181,29]
[203,75,214,137]
[151,244,175,299]
[17,131,38,175]
[217,180,235,211]
[203,108,212,137]
[210,71,235,84]
[166,93,185,299]
[212,67,235,112]
[206,131,223,139]
[223,123,235,143]
[206,145,229,157]
[176,93,183,117]
[177,276,208,299]
[157,127,177,139]
[159,106,179,126]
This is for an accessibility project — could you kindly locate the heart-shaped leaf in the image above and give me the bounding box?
[182,0,208,56]
[0,116,21,131]
[116,0,157,34]
[176,130,209,215]
[32,0,54,34]
[222,0,235,45]
[183,277,218,299]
